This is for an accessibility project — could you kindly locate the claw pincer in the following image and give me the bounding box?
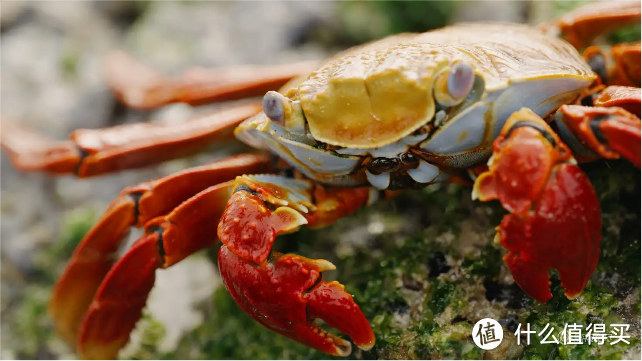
[217,178,375,356]
[474,108,602,302]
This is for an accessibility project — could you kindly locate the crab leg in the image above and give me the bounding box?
[217,175,391,356]
[584,42,641,87]
[540,0,641,49]
[1,102,261,177]
[48,153,272,355]
[78,180,238,359]
[556,105,642,168]
[473,108,602,302]
[105,50,319,110]
[76,173,387,359]
[592,85,642,117]
[554,84,641,165]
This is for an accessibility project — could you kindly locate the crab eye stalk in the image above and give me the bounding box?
[262,91,307,135]
[448,62,475,99]
[263,91,289,124]
[434,62,475,107]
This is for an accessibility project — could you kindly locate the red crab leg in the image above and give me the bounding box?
[473,108,602,302]
[78,180,236,359]
[48,154,272,353]
[77,173,390,359]
[217,175,392,356]
[555,100,641,167]
[540,0,641,49]
[593,85,641,118]
[105,50,318,110]
[584,42,641,87]
[1,101,261,177]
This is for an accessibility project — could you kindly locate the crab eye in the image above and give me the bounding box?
[434,61,475,107]
[262,91,288,124]
[447,62,475,100]
[262,91,307,135]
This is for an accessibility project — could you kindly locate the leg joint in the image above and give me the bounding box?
[147,225,166,259]
[505,121,558,148]
[128,192,145,224]
[589,114,609,144]
[234,184,260,196]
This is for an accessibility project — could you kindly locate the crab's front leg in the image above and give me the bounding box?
[473,108,602,302]
[217,175,380,355]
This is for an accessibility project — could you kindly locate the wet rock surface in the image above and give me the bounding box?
[1,1,640,360]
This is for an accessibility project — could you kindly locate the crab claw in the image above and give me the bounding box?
[474,108,602,302]
[556,103,641,167]
[218,247,374,356]
[217,181,374,356]
[218,186,309,264]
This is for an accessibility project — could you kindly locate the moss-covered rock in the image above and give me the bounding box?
[132,161,641,360]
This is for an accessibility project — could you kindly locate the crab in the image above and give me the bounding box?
[1,1,641,359]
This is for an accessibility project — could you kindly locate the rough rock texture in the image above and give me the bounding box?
[1,1,640,360]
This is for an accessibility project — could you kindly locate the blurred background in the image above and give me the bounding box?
[1,1,640,359]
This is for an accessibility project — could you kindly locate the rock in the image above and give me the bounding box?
[0,1,32,33]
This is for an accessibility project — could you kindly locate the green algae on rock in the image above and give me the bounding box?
[125,161,639,360]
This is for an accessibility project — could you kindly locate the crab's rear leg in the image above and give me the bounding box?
[78,180,238,359]
[105,50,319,110]
[1,102,261,177]
[47,153,272,356]
[540,0,641,49]
[217,175,385,355]
[584,42,641,88]
[473,108,602,302]
[591,85,642,117]
[555,86,641,167]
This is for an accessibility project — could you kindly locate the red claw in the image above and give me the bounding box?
[217,180,374,356]
[497,164,602,302]
[306,281,375,350]
[218,247,374,356]
[218,187,307,264]
[474,108,602,302]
